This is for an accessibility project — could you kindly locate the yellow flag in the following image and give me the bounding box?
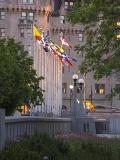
[84,101,95,112]
[55,45,64,53]
[33,25,42,41]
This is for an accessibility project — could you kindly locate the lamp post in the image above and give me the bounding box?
[69,85,73,109]
[72,74,78,117]
[78,78,85,113]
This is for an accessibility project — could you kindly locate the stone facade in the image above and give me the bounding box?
[49,0,120,109]
[0,0,62,116]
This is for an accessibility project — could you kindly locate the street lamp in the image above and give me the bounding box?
[71,74,78,117]
[72,74,78,86]
[69,85,73,108]
[78,79,84,90]
[78,78,85,111]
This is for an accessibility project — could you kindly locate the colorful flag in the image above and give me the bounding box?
[33,26,76,67]
[84,101,95,112]
[60,54,73,66]
[42,34,49,52]
[55,44,64,54]
[33,25,42,42]
[48,38,64,55]
[60,36,72,48]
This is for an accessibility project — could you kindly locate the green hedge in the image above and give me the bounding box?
[0,135,120,160]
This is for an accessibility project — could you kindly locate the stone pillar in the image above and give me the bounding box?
[76,117,96,134]
[0,109,5,150]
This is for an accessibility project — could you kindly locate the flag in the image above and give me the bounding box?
[71,57,77,62]
[49,40,62,56]
[48,38,64,55]
[84,101,95,112]
[55,44,64,53]
[33,25,42,42]
[60,54,73,66]
[42,34,49,52]
[58,55,65,65]
[60,36,72,48]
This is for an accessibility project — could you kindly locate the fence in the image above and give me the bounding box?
[0,109,72,150]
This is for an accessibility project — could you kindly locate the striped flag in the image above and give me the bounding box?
[60,36,72,48]
[42,34,49,52]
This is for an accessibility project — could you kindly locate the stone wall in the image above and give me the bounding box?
[0,109,71,150]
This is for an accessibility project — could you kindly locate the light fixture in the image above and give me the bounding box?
[117,22,120,27]
[72,74,78,80]
[69,85,73,89]
[78,78,84,84]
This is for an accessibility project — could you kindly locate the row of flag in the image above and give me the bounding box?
[33,24,95,112]
[33,25,77,66]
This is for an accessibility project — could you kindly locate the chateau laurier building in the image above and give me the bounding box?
[0,0,120,116]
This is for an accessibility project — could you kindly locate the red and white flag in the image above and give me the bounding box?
[60,37,72,48]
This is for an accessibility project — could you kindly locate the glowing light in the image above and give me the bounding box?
[117,22,120,27]
[117,34,120,39]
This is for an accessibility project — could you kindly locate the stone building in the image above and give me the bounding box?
[0,0,120,116]
[0,0,62,116]
[50,0,120,110]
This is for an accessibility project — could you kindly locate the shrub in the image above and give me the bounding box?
[0,134,120,160]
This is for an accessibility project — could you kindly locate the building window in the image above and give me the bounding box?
[60,15,65,24]
[70,2,74,7]
[65,2,69,9]
[0,11,5,20]
[62,83,67,94]
[23,0,33,4]
[21,12,27,19]
[78,33,84,42]
[64,1,74,10]
[27,28,31,37]
[28,12,34,20]
[0,28,5,37]
[95,84,105,95]
[20,28,24,37]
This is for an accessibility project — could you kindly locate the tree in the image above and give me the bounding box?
[0,38,44,115]
[67,0,120,95]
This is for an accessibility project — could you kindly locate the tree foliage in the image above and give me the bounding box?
[0,38,44,115]
[67,0,120,80]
